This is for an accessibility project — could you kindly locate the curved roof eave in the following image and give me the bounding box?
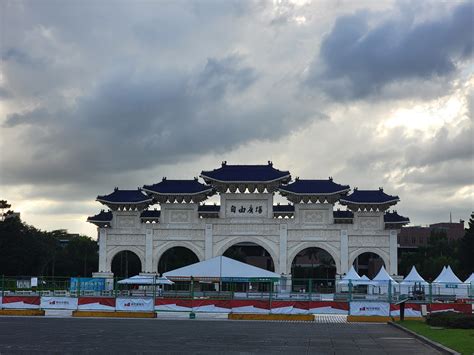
[199,174,291,184]
[339,198,400,205]
[142,187,214,196]
[96,198,153,204]
[278,188,350,195]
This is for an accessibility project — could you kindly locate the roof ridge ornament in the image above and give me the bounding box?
[222,161,227,166]
[268,160,273,166]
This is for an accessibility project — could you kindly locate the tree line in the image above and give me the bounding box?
[0,215,98,277]
[399,212,474,281]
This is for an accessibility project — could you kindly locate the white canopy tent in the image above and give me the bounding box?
[400,266,429,295]
[371,266,398,294]
[465,273,474,284]
[433,266,447,283]
[163,256,281,281]
[118,275,174,285]
[337,266,375,292]
[339,266,361,283]
[465,273,474,298]
[433,266,462,283]
[432,266,468,298]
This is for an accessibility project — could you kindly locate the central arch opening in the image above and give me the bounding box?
[111,250,142,278]
[223,242,275,271]
[158,247,199,274]
[291,247,336,293]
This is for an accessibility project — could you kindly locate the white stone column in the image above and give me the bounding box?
[279,224,288,274]
[98,228,108,272]
[279,223,291,291]
[145,228,153,273]
[205,224,213,260]
[340,230,348,274]
[389,230,398,275]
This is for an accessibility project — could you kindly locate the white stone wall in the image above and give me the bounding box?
[100,193,398,276]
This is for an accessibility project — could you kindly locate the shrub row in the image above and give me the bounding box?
[426,311,474,329]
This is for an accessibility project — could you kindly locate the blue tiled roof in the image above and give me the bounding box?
[201,161,290,183]
[198,204,220,212]
[333,210,354,219]
[280,178,349,195]
[340,188,399,204]
[87,210,112,222]
[273,204,295,212]
[97,188,153,204]
[140,209,161,218]
[384,211,410,223]
[143,178,213,195]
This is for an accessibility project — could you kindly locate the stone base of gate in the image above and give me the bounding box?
[0,309,45,316]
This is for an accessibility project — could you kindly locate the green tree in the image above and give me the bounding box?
[399,230,460,281]
[0,216,98,277]
[458,212,474,279]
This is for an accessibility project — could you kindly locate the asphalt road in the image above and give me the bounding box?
[0,317,440,354]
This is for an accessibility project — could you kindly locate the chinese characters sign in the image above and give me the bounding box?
[226,201,267,217]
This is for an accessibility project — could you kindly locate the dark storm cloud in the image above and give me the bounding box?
[4,108,50,127]
[402,161,474,187]
[2,48,43,67]
[0,87,10,99]
[405,125,474,168]
[2,54,317,186]
[197,55,258,98]
[307,1,473,100]
[346,119,473,189]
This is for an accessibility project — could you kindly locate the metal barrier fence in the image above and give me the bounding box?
[1,275,472,303]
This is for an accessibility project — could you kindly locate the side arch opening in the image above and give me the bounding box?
[111,250,142,278]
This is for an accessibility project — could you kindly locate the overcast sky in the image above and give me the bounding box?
[1,0,473,237]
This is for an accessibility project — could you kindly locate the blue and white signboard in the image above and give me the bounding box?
[70,278,105,292]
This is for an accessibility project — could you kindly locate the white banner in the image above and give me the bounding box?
[116,298,154,312]
[41,297,78,310]
[390,308,422,317]
[2,301,40,309]
[350,302,390,316]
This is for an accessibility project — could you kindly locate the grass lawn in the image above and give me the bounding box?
[397,320,474,354]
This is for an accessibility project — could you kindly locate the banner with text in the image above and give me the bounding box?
[116,298,154,312]
[41,297,78,310]
[350,302,390,316]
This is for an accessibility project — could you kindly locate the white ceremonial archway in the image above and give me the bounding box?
[107,246,145,274]
[154,241,204,273]
[214,236,280,272]
[349,248,390,274]
[287,242,341,275]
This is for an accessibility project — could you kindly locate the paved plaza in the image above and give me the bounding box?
[0,317,439,354]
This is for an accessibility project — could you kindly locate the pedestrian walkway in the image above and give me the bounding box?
[314,314,347,323]
[0,317,441,353]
